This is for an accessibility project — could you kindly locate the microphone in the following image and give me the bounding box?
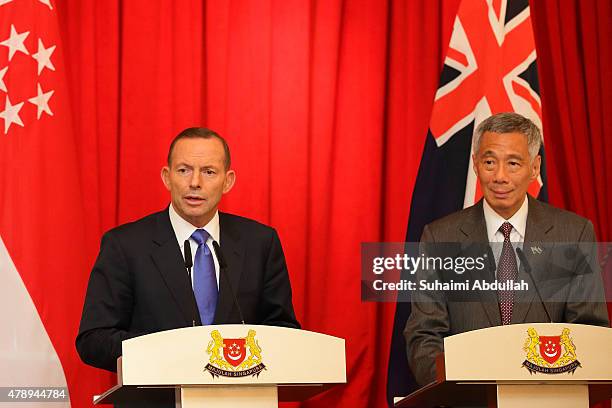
[486,244,496,281]
[183,240,196,327]
[184,240,193,275]
[516,247,553,323]
[212,240,245,324]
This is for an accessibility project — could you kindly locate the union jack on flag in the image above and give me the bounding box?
[431,0,544,207]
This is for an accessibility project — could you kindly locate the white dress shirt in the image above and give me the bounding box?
[168,204,220,287]
[483,195,528,275]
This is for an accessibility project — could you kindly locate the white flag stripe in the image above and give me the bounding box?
[0,236,69,408]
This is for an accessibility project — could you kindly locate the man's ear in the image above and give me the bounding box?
[223,170,236,194]
[161,166,171,191]
[531,155,542,180]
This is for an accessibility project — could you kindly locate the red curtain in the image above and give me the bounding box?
[52,0,610,407]
[532,0,612,339]
[531,0,612,241]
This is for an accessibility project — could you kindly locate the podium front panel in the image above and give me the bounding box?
[443,323,612,381]
[121,325,346,386]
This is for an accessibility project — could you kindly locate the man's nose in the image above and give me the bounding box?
[493,164,509,183]
[189,170,201,188]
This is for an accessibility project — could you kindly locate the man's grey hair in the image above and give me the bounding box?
[473,112,542,159]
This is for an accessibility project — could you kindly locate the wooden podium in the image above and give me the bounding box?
[395,323,612,408]
[93,325,346,407]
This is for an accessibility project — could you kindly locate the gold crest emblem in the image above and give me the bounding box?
[522,327,580,374]
[204,329,266,378]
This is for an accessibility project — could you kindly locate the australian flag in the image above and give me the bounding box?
[386,0,548,405]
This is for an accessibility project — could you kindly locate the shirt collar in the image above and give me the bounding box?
[483,195,528,241]
[168,204,220,248]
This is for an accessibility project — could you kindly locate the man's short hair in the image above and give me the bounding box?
[167,127,231,170]
[473,112,542,159]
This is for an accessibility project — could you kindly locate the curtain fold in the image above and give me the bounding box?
[531,0,612,241]
[51,1,611,406]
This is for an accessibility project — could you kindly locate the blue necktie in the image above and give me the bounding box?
[191,229,218,325]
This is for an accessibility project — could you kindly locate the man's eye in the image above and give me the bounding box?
[484,159,494,165]
[205,169,216,175]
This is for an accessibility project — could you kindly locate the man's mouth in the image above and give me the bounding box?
[184,195,205,205]
[491,189,512,198]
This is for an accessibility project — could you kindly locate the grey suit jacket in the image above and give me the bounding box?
[404,195,609,386]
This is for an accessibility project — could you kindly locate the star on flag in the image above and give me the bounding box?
[38,0,53,10]
[0,66,7,92]
[0,0,52,7]
[32,38,55,74]
[28,83,54,119]
[0,95,24,133]
[0,24,29,61]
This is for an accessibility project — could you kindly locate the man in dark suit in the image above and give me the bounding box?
[76,128,300,375]
[404,113,609,386]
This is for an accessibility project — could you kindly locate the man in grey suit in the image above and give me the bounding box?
[404,112,609,386]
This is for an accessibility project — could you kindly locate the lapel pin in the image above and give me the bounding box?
[531,246,543,255]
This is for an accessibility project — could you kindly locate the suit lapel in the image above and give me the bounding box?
[460,201,502,326]
[511,196,554,323]
[214,213,246,324]
[150,210,201,326]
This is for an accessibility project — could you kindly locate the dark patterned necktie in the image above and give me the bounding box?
[498,222,518,325]
[191,229,218,325]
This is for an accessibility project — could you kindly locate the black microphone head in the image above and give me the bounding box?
[486,245,496,275]
[212,240,228,269]
[515,247,530,272]
[184,240,193,269]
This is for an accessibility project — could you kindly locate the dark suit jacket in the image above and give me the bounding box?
[404,196,609,386]
[76,209,300,374]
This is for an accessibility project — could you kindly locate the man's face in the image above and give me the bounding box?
[473,131,540,219]
[161,137,235,227]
